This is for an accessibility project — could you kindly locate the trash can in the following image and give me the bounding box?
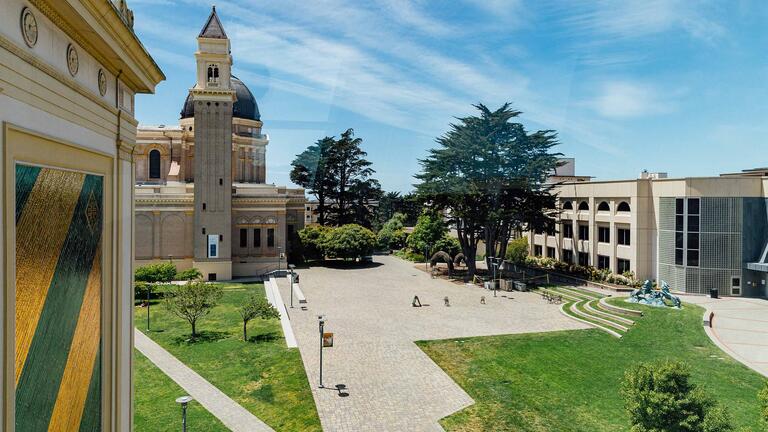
[710,288,719,299]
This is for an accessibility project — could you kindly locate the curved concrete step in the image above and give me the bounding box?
[598,297,643,317]
[559,286,603,300]
[584,299,635,325]
[572,301,628,332]
[560,301,623,338]
[584,300,633,329]
[541,288,581,303]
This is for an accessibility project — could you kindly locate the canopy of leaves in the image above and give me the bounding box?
[176,268,202,281]
[238,294,280,341]
[406,210,449,253]
[377,212,408,250]
[164,281,223,338]
[239,294,279,323]
[415,103,560,278]
[290,129,381,227]
[376,192,421,227]
[298,225,333,261]
[621,360,733,432]
[505,236,530,264]
[323,224,377,259]
[290,137,335,225]
[135,262,177,283]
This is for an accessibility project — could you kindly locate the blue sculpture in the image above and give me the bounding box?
[628,280,681,308]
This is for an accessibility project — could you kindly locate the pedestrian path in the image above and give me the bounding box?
[265,277,298,347]
[277,256,586,431]
[684,295,768,377]
[134,329,275,432]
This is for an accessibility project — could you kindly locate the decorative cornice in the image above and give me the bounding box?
[117,140,135,162]
[0,32,118,116]
[31,0,164,93]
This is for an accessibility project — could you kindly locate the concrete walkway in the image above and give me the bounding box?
[683,295,768,377]
[265,277,298,347]
[134,329,275,432]
[277,255,586,431]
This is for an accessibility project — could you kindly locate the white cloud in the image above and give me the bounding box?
[561,0,724,42]
[587,81,673,118]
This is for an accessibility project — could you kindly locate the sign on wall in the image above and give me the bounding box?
[14,164,103,431]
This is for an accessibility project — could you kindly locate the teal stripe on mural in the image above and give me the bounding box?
[14,165,40,224]
[15,174,103,432]
[78,346,102,432]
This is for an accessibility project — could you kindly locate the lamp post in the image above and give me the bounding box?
[289,264,296,308]
[146,282,151,331]
[318,314,326,388]
[425,244,429,272]
[175,395,193,432]
[490,257,502,297]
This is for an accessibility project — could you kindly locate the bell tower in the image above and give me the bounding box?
[191,6,235,280]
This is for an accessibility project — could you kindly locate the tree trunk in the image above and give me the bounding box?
[243,320,248,341]
[318,191,325,226]
[191,320,197,339]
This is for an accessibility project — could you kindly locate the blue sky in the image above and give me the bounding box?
[132,0,768,192]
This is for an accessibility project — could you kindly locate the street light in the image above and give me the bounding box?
[425,244,430,272]
[146,282,151,331]
[175,395,193,432]
[490,257,502,297]
[289,264,296,308]
[318,314,326,388]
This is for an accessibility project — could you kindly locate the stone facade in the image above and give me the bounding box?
[134,7,305,280]
[0,0,164,429]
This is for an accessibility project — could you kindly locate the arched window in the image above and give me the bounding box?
[207,64,219,85]
[149,149,161,179]
[562,201,573,210]
[578,201,589,211]
[617,201,631,212]
[597,201,610,212]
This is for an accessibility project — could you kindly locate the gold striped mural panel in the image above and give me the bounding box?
[14,168,85,384]
[47,245,101,432]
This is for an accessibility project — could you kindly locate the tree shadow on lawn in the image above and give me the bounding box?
[247,331,280,343]
[172,330,229,345]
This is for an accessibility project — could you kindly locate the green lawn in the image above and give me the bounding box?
[135,282,321,432]
[134,349,228,431]
[417,297,766,432]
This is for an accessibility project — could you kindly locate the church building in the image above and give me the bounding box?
[134,7,306,281]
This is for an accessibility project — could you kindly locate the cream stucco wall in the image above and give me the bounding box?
[0,0,163,429]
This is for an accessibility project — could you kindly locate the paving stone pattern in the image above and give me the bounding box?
[277,255,587,432]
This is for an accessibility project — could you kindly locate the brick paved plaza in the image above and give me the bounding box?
[276,255,587,431]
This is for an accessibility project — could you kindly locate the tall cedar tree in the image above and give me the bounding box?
[415,103,559,280]
[325,129,379,226]
[290,137,335,225]
[376,191,421,227]
[291,129,380,227]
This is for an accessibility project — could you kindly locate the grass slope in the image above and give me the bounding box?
[134,349,227,431]
[135,282,321,432]
[418,298,765,431]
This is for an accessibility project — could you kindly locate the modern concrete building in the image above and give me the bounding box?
[531,169,768,297]
[0,0,163,429]
[134,7,306,281]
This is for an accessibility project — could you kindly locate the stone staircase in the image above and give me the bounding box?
[540,286,643,338]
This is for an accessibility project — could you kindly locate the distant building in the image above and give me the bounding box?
[547,158,592,184]
[133,8,305,280]
[529,168,768,297]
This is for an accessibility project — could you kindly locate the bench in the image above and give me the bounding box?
[292,282,307,304]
